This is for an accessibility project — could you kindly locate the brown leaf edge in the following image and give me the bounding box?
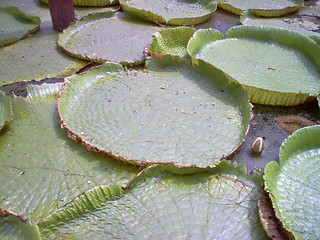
[0,208,28,222]
[274,115,317,134]
[258,188,295,240]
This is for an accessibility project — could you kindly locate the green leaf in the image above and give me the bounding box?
[58,12,160,65]
[120,0,217,25]
[264,125,320,240]
[58,57,252,167]
[39,0,119,7]
[39,162,268,239]
[0,6,40,47]
[240,7,320,45]
[0,83,139,223]
[148,27,196,58]
[218,0,303,17]
[0,37,87,86]
[0,209,41,240]
[188,26,320,106]
[0,91,13,130]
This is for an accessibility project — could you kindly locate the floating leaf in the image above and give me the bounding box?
[120,0,217,25]
[218,0,303,17]
[148,27,196,58]
[0,91,12,130]
[58,57,252,167]
[58,12,160,65]
[0,37,87,86]
[240,7,320,45]
[0,83,139,223]
[187,26,320,106]
[264,125,320,239]
[0,6,40,46]
[39,162,269,239]
[39,0,119,7]
[0,208,41,240]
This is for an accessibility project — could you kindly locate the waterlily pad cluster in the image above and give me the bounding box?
[0,0,320,239]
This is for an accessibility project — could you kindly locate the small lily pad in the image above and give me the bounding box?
[218,0,303,17]
[58,56,252,167]
[0,6,40,46]
[187,26,320,106]
[58,12,160,65]
[120,0,217,25]
[148,27,196,58]
[264,125,320,239]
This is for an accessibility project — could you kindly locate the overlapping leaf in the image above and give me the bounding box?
[39,162,269,239]
[0,209,41,240]
[0,37,87,86]
[240,7,320,45]
[0,83,139,223]
[0,91,12,130]
[0,6,40,46]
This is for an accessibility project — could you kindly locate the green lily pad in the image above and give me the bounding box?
[240,7,320,45]
[217,0,303,17]
[58,12,160,65]
[120,0,217,25]
[148,27,196,58]
[187,26,320,106]
[0,6,40,47]
[0,208,41,240]
[39,162,269,239]
[0,92,12,130]
[58,56,252,167]
[0,37,87,86]
[0,83,139,223]
[39,0,119,7]
[264,125,320,240]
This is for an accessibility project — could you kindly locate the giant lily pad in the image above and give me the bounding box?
[0,37,87,86]
[0,208,41,240]
[240,7,320,45]
[39,162,269,239]
[58,57,252,167]
[187,26,320,106]
[264,125,320,239]
[217,0,303,17]
[39,0,119,7]
[120,0,217,25]
[58,12,160,65]
[0,6,40,46]
[0,92,12,130]
[0,83,139,223]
